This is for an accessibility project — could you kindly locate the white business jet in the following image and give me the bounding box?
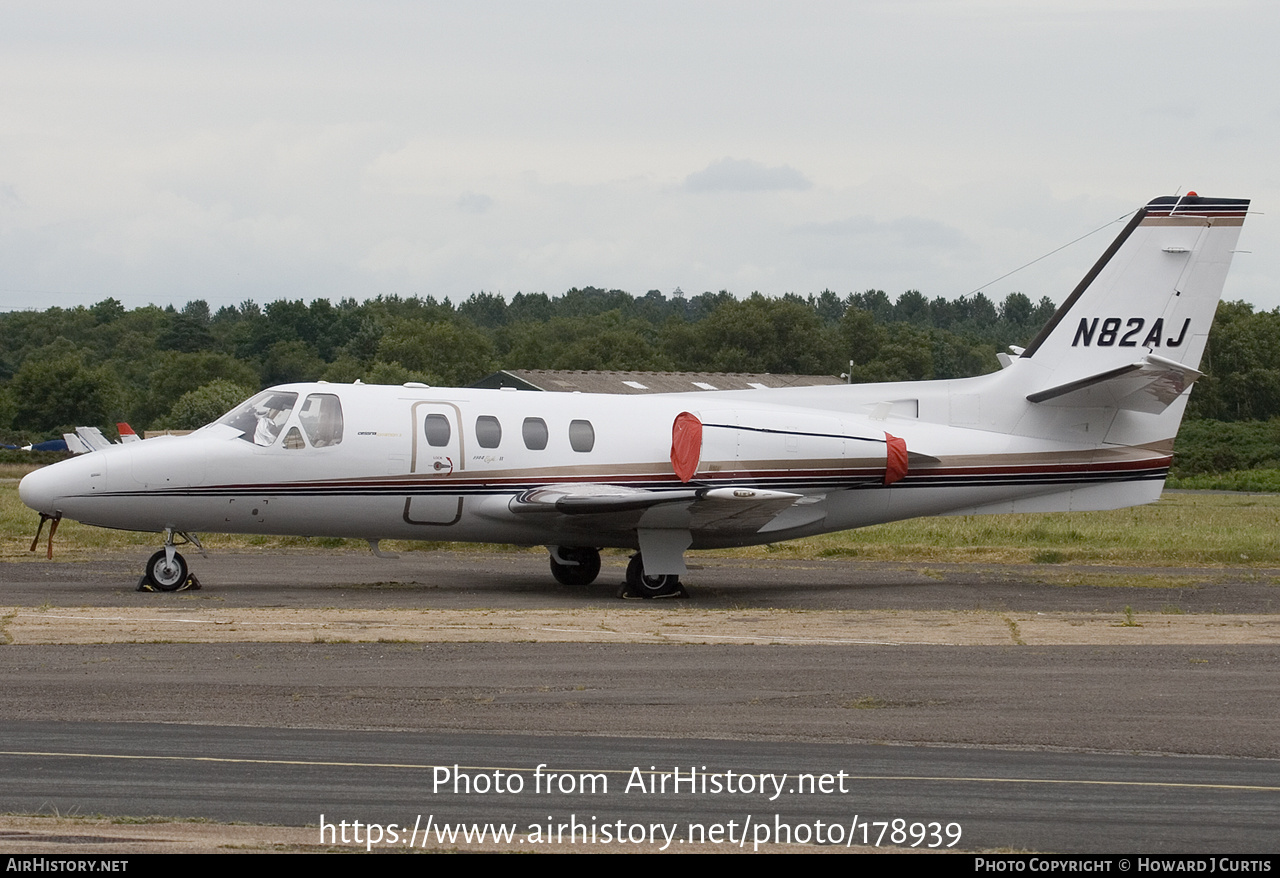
[19,194,1249,596]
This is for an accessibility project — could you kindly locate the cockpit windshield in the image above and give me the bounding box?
[215,391,299,446]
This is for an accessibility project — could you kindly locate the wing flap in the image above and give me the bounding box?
[509,483,803,533]
[509,484,700,515]
[686,486,807,532]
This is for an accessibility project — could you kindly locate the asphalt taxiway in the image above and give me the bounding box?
[2,721,1277,853]
[1,550,1277,852]
[4,549,1279,612]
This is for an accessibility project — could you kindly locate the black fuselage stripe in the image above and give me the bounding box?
[74,466,1170,501]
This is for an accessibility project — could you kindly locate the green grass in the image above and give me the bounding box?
[0,464,43,479]
[1167,468,1280,492]
[716,491,1280,566]
[4,478,1280,567]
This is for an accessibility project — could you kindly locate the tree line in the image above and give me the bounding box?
[0,287,1274,451]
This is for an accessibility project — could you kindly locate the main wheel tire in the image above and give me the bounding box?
[144,550,188,592]
[625,553,681,598]
[550,547,601,586]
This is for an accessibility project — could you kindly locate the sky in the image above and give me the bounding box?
[2,0,1278,316]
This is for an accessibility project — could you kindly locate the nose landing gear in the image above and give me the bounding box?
[142,549,189,591]
[137,530,204,592]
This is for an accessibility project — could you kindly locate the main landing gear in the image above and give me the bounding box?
[138,529,204,592]
[548,547,684,598]
[548,546,602,586]
[623,553,684,599]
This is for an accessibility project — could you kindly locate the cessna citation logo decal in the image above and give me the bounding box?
[1071,317,1191,348]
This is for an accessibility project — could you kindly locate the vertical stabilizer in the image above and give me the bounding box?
[1020,195,1248,382]
[1014,195,1248,445]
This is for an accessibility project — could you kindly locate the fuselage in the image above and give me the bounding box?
[18,377,1171,552]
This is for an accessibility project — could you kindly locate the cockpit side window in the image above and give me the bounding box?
[216,391,299,446]
[298,393,344,447]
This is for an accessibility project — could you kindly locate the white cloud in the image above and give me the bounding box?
[790,215,969,250]
[456,193,495,214]
[684,158,812,193]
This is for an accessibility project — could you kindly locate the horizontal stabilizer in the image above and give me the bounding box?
[1026,353,1202,413]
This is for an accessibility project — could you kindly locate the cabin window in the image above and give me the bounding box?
[282,426,306,450]
[298,393,344,447]
[424,414,451,447]
[569,419,595,452]
[475,416,502,449]
[522,417,549,450]
[216,390,299,446]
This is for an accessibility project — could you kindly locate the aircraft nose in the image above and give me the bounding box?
[18,465,60,514]
[19,454,104,516]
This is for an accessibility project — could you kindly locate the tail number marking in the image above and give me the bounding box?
[1071,317,1190,348]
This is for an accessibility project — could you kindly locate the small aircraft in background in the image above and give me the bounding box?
[19,194,1250,596]
[10,423,141,454]
[62,426,112,454]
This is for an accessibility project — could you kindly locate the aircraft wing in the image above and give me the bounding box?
[510,483,701,514]
[685,487,810,531]
[509,483,804,533]
[1026,353,1202,414]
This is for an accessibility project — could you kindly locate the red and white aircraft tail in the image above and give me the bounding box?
[61,423,144,454]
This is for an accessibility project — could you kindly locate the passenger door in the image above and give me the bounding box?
[404,401,466,526]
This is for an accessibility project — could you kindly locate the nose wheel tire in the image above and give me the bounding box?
[549,547,602,586]
[144,550,189,592]
[624,553,682,598]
